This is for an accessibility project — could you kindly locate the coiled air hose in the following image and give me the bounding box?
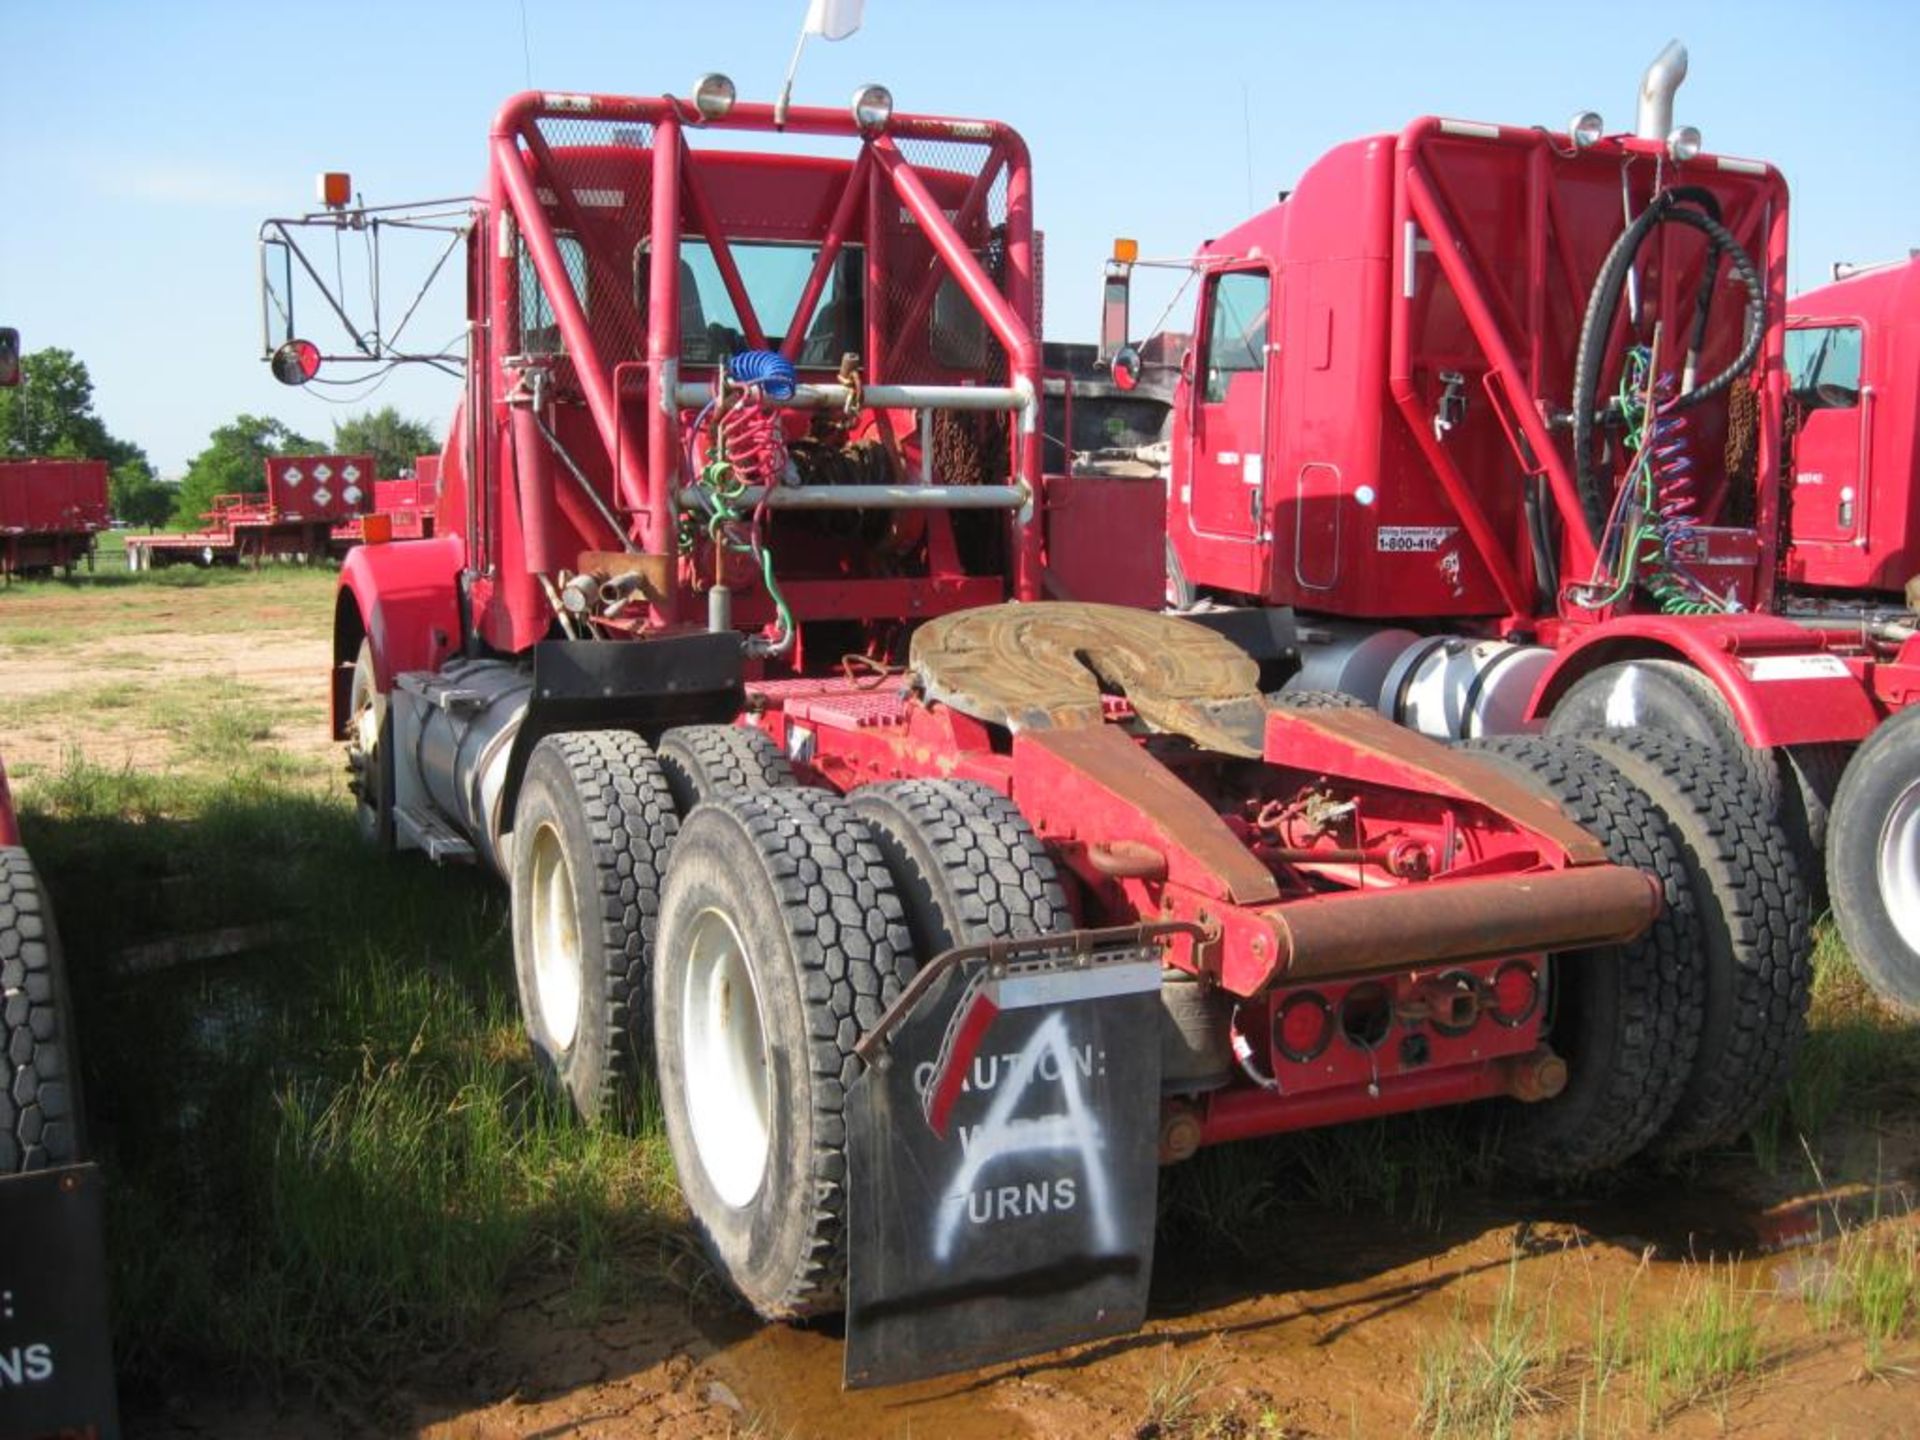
[1570,185,1766,542]
[727,348,798,400]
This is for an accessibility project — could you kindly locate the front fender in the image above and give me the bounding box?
[331,536,465,737]
[1528,614,1881,747]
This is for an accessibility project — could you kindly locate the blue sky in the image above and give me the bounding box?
[4,0,1917,474]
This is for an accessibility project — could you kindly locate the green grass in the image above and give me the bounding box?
[22,747,690,1401]
[1805,1218,1919,1375]
[0,557,337,651]
[1635,1265,1766,1424]
[0,679,153,729]
[1749,924,1920,1173]
[1417,1261,1774,1438]
[1417,1261,1561,1440]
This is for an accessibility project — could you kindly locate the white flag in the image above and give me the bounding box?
[804,0,864,40]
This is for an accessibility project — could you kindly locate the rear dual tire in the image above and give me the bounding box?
[1566,730,1813,1154]
[654,779,1063,1319]
[654,788,912,1317]
[1546,657,1848,894]
[509,731,678,1120]
[1,847,83,1175]
[1457,737,1702,1178]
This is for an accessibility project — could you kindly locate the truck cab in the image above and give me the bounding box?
[1784,254,1920,598]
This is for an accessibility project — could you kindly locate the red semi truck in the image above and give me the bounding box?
[0,458,109,578]
[1777,256,1920,1013]
[1093,43,1919,1012]
[266,68,1816,1383]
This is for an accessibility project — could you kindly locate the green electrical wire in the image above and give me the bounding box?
[686,407,796,647]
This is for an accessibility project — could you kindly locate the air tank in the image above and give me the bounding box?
[1379,636,1553,740]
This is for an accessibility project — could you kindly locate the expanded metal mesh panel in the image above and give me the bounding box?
[518,116,658,366]
[884,136,1023,386]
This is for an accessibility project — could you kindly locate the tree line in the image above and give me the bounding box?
[0,346,439,528]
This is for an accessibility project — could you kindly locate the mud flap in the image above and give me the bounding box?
[0,1163,119,1438]
[844,943,1164,1388]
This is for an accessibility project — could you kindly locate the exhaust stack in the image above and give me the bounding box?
[1635,39,1688,140]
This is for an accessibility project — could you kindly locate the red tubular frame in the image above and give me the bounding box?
[483,91,1046,623]
[779,149,873,364]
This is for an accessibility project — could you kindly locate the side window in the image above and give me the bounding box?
[1203,270,1270,403]
[518,234,588,354]
[1785,323,1862,409]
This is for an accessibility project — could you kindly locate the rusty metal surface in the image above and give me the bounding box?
[1266,864,1662,982]
[912,602,1268,756]
[1021,724,1282,905]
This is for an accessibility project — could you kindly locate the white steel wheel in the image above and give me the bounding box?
[1877,777,1920,955]
[679,907,772,1207]
[1830,710,1920,1015]
[509,731,680,1119]
[526,820,584,1053]
[346,639,394,850]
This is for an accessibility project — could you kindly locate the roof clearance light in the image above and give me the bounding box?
[692,72,737,120]
[1667,125,1703,163]
[317,172,352,210]
[851,83,894,133]
[1112,237,1140,265]
[1568,111,1605,149]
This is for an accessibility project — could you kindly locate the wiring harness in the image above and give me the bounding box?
[1568,345,1734,615]
[683,350,800,655]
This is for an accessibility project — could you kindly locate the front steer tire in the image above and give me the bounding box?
[1457,737,1704,1178]
[510,730,678,1121]
[1,847,83,1173]
[653,787,912,1319]
[346,639,395,851]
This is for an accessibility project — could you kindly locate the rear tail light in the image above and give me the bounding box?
[1273,991,1332,1062]
[1490,961,1541,1026]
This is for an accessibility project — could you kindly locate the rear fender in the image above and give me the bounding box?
[331,536,465,738]
[1528,614,1881,747]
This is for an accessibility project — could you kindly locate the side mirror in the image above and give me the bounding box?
[1110,345,1143,392]
[1098,261,1132,363]
[271,338,322,386]
[0,327,18,388]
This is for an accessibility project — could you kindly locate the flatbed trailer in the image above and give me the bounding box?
[125,453,376,570]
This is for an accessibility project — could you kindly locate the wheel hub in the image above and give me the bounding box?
[682,907,772,1208]
[1877,776,1920,955]
[527,822,583,1051]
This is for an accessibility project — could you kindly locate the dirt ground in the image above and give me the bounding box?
[7,575,1919,1440]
